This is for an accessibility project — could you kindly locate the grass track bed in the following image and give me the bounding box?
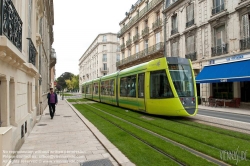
[81,101,250,166]
[173,119,250,141]
[73,104,178,166]
[74,103,215,166]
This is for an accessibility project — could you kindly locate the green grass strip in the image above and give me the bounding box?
[89,102,250,166]
[76,103,215,166]
[175,119,250,140]
[73,104,178,166]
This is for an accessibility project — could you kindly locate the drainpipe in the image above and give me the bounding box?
[164,13,167,57]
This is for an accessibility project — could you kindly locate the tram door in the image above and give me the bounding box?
[137,73,146,112]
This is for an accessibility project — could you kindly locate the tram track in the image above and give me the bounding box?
[76,101,186,166]
[75,101,229,166]
[89,102,250,150]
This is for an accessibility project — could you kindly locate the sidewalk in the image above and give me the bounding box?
[10,99,134,166]
[198,105,250,115]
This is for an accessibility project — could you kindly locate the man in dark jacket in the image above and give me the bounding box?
[47,88,58,119]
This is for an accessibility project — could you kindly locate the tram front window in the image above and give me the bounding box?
[168,64,194,97]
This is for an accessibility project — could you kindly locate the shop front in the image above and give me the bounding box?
[196,53,250,107]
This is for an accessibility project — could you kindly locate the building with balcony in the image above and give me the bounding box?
[117,0,165,70]
[79,33,120,91]
[163,0,250,108]
[0,0,55,159]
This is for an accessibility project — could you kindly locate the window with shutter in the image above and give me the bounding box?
[171,42,178,57]
[242,14,250,39]
[186,35,195,54]
[214,25,225,46]
[136,44,139,53]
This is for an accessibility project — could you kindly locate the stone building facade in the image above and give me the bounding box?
[117,0,165,70]
[79,33,120,91]
[0,0,56,162]
[163,0,250,107]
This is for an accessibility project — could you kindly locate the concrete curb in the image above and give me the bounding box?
[198,105,250,116]
[65,100,135,166]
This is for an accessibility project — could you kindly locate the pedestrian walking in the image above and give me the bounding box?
[47,88,58,119]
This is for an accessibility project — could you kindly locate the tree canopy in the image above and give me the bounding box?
[56,72,79,91]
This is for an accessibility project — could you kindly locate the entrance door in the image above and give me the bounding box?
[241,82,250,102]
[137,73,146,112]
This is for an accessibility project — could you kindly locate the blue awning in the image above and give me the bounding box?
[196,60,250,83]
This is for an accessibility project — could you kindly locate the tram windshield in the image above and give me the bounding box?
[168,64,194,97]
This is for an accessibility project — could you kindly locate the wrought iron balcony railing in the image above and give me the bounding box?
[116,42,164,67]
[240,37,250,50]
[51,49,57,59]
[133,33,140,43]
[171,28,178,35]
[27,38,37,66]
[0,0,23,51]
[152,18,162,31]
[142,27,149,38]
[185,52,197,61]
[166,0,180,8]
[117,0,163,37]
[100,67,109,72]
[121,44,125,50]
[212,4,225,15]
[126,39,132,47]
[186,19,194,28]
[211,43,228,57]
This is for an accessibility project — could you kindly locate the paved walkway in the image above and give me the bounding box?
[10,99,134,166]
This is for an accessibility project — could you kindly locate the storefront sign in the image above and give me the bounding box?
[220,79,227,82]
[226,55,244,61]
[210,53,250,64]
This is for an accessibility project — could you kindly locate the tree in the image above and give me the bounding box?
[65,75,79,91]
[56,72,74,90]
[56,84,62,91]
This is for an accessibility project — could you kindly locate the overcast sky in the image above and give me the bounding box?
[52,0,136,78]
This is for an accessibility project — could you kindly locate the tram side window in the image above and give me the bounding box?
[86,85,90,94]
[138,73,145,98]
[120,75,136,97]
[94,83,98,94]
[120,77,128,97]
[128,75,136,97]
[82,85,85,93]
[101,80,111,95]
[106,80,110,95]
[150,70,173,98]
[110,79,115,96]
[101,81,105,95]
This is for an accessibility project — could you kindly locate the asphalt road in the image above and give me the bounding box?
[198,109,250,123]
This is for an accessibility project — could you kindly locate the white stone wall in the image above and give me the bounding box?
[79,33,120,89]
[120,0,164,58]
[0,0,54,152]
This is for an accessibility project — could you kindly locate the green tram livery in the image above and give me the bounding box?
[82,57,198,116]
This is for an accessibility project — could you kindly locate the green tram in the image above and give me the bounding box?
[82,57,198,116]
